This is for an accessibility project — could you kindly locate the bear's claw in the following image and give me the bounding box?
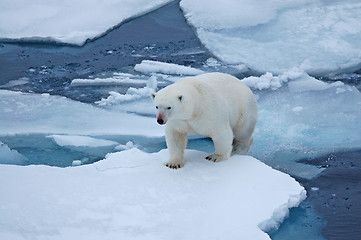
[205,154,224,162]
[165,162,184,169]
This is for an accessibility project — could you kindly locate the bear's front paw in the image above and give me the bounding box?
[165,161,185,169]
[205,153,227,162]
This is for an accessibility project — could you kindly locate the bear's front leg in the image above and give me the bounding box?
[206,126,233,162]
[165,125,187,169]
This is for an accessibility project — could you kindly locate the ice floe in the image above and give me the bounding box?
[0,148,306,240]
[0,0,173,45]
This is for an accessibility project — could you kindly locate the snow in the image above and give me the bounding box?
[134,60,204,75]
[0,0,173,45]
[0,90,163,137]
[0,148,306,240]
[47,135,118,148]
[180,0,361,74]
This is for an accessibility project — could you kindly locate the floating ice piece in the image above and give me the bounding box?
[134,60,204,75]
[0,77,29,88]
[0,141,27,165]
[70,76,148,87]
[71,160,82,166]
[47,135,118,148]
[0,148,306,240]
[181,0,361,74]
[96,76,158,106]
[0,0,173,45]
[114,141,134,151]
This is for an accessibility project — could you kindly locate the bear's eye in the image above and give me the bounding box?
[155,106,158,109]
[167,107,172,110]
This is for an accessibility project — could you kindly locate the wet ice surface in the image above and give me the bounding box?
[1,1,361,240]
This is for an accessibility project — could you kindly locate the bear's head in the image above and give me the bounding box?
[150,91,184,125]
[151,82,198,125]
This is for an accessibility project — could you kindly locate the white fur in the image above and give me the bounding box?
[151,72,258,169]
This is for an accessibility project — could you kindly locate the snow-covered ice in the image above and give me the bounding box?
[0,0,173,45]
[180,0,361,74]
[0,148,306,240]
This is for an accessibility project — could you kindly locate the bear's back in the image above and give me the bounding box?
[179,72,251,103]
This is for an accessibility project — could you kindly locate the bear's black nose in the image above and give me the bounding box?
[157,118,165,125]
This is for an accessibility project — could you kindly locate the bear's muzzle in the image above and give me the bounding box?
[157,114,166,125]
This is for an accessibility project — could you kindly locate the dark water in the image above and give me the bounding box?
[297,150,361,240]
[1,1,360,240]
[0,1,212,103]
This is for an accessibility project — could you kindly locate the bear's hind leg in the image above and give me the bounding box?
[232,137,253,155]
[231,115,256,155]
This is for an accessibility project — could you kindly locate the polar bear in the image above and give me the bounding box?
[151,72,257,169]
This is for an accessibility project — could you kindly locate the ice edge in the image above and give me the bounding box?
[259,186,307,234]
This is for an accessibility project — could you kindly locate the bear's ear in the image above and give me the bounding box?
[150,93,156,100]
[178,95,183,102]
